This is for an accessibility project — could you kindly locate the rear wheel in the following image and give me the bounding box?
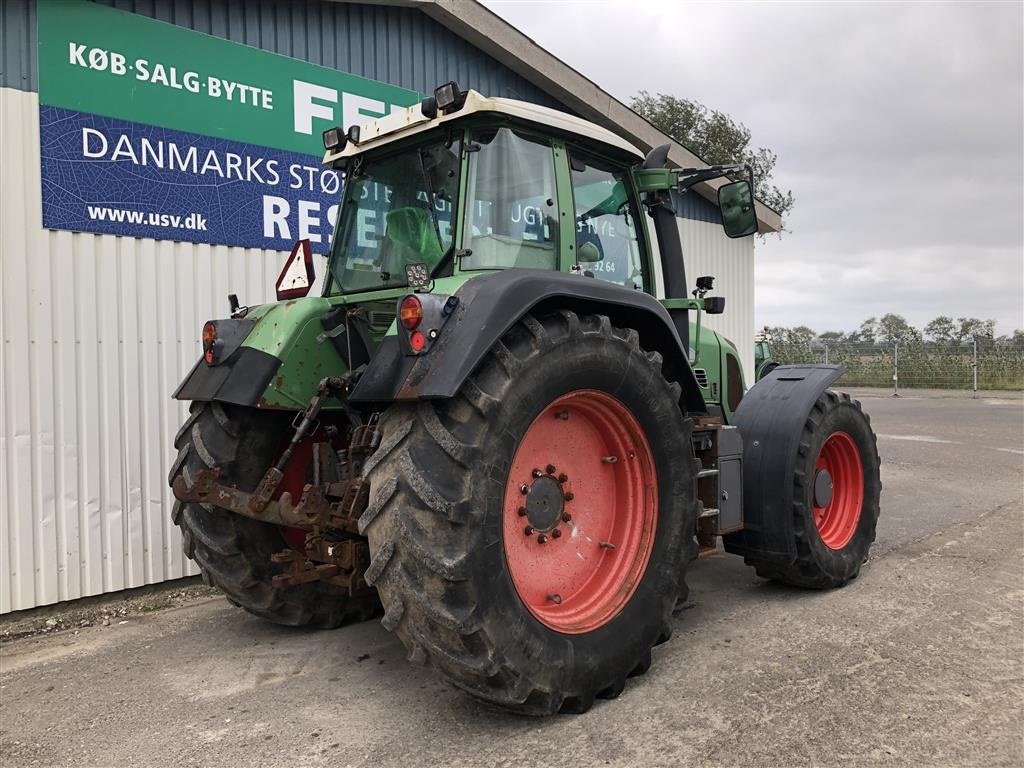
[169,401,378,627]
[749,391,881,588]
[360,311,698,715]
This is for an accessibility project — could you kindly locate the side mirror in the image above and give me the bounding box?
[718,180,758,238]
[276,239,316,300]
[704,296,726,314]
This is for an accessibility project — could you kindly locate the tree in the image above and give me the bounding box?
[630,91,795,227]
[924,316,956,344]
[954,317,995,343]
[849,317,879,345]
[875,314,920,346]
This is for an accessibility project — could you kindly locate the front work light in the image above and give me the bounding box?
[346,124,361,145]
[322,127,345,152]
[433,81,466,113]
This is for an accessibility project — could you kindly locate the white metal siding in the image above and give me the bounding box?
[678,218,756,385]
[0,87,292,613]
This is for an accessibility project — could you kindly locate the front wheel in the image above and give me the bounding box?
[360,311,699,715]
[748,390,881,588]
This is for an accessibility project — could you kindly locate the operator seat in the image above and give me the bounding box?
[381,207,444,276]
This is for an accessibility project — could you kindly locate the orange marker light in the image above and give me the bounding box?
[399,295,424,330]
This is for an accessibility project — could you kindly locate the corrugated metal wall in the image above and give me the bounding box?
[0,86,296,612]
[679,217,756,386]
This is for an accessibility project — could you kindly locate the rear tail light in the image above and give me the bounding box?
[202,321,217,365]
[409,330,426,352]
[399,295,424,330]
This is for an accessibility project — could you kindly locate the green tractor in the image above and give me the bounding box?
[170,83,881,715]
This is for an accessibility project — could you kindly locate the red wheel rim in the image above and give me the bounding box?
[276,435,317,551]
[502,390,658,634]
[812,431,864,550]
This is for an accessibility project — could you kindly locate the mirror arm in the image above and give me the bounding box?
[674,163,747,193]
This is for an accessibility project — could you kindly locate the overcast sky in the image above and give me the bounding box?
[483,0,1024,336]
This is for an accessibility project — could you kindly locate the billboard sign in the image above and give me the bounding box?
[37,0,421,251]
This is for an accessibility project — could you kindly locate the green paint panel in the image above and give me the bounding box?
[241,297,341,408]
[37,0,421,156]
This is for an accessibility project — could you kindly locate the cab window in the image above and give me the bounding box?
[461,127,559,271]
[569,152,647,291]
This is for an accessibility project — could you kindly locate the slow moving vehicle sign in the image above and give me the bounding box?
[37,0,420,252]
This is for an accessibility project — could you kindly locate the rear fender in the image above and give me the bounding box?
[173,297,343,409]
[723,364,844,564]
[348,269,707,414]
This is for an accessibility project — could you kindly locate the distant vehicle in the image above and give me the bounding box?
[755,327,780,380]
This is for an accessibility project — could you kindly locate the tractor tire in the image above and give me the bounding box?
[360,311,699,715]
[747,390,881,588]
[168,401,378,628]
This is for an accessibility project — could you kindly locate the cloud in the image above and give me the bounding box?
[483,0,1024,335]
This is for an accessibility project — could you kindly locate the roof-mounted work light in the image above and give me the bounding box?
[346,124,361,146]
[322,127,346,152]
[433,81,466,113]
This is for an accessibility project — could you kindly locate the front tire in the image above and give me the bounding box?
[748,390,881,588]
[360,311,698,715]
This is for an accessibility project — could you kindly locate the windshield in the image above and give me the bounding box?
[328,137,460,293]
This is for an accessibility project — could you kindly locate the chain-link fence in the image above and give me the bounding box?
[768,338,1024,394]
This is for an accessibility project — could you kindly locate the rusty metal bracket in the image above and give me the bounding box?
[172,466,365,534]
[270,538,370,592]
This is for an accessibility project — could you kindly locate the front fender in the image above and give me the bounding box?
[723,364,844,564]
[348,269,707,414]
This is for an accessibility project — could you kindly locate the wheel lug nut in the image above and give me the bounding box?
[558,473,568,483]
[538,534,549,544]
[520,484,529,494]
[551,528,561,539]
[561,513,572,523]
[546,593,563,604]
[601,455,618,464]
[555,410,569,420]
[524,526,534,536]
[517,506,527,517]
[532,468,543,478]
[599,541,616,550]
[564,491,574,501]
[546,464,556,474]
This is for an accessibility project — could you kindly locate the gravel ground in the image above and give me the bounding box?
[1,388,1021,767]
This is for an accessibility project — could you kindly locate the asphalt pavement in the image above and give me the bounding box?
[2,389,1022,767]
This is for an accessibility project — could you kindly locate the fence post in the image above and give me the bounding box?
[892,341,899,397]
[824,343,829,365]
[972,336,978,399]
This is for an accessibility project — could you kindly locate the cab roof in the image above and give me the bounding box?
[322,89,645,165]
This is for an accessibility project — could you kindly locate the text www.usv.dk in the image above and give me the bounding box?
[86,206,208,230]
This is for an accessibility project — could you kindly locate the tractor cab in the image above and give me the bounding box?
[320,87,661,298]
